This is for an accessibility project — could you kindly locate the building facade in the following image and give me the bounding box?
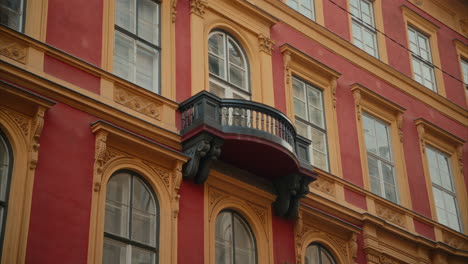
[0,0,467,263]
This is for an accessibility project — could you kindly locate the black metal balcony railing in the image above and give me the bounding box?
[179,91,311,165]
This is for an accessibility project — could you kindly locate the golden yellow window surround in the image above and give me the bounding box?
[415,118,467,236]
[295,205,361,264]
[454,39,468,106]
[280,44,343,177]
[401,5,446,96]
[204,170,275,264]
[87,121,187,264]
[189,0,278,107]
[346,0,389,63]
[351,83,412,209]
[101,0,177,100]
[0,81,55,264]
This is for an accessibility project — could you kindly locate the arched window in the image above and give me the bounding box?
[0,130,12,256]
[215,210,256,264]
[208,30,250,99]
[305,243,337,264]
[103,171,159,264]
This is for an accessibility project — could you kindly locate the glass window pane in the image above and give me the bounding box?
[115,0,135,33]
[209,33,225,57]
[210,81,226,98]
[311,128,327,153]
[131,246,155,264]
[103,239,127,264]
[295,119,309,139]
[312,150,327,171]
[462,60,468,85]
[233,215,254,250]
[215,211,232,241]
[228,39,244,68]
[235,248,255,264]
[137,0,159,45]
[229,66,246,90]
[114,31,136,82]
[363,115,377,154]
[105,200,129,237]
[132,209,156,246]
[133,178,155,213]
[374,120,391,161]
[293,78,306,101]
[215,241,233,264]
[209,55,226,79]
[136,43,159,91]
[0,135,9,201]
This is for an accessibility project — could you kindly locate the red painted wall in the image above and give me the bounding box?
[26,103,96,264]
[344,188,367,210]
[178,182,204,264]
[44,55,101,94]
[46,0,103,66]
[272,216,296,264]
[413,219,435,241]
[176,0,192,102]
[323,0,350,41]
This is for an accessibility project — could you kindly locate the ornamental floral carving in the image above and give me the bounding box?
[310,177,335,196]
[258,34,275,54]
[171,0,178,23]
[190,0,208,17]
[2,108,30,136]
[247,202,266,225]
[375,203,406,228]
[0,36,28,64]
[30,107,46,169]
[352,90,362,121]
[443,232,466,250]
[283,50,292,84]
[114,87,161,120]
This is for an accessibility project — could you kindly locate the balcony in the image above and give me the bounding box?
[179,91,317,218]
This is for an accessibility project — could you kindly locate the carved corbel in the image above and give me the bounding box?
[171,0,178,23]
[29,107,46,169]
[350,233,358,262]
[283,50,292,84]
[93,131,109,192]
[190,0,208,17]
[171,160,183,218]
[273,173,314,219]
[416,123,426,153]
[258,34,275,55]
[331,78,338,108]
[456,145,463,175]
[352,90,362,121]
[295,210,305,264]
[182,132,223,184]
[397,113,404,142]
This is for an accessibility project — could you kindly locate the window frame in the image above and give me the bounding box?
[208,30,251,100]
[401,5,445,96]
[361,112,399,204]
[103,170,160,264]
[215,209,258,264]
[292,75,330,172]
[349,0,379,58]
[453,39,468,105]
[351,83,411,207]
[281,44,342,176]
[304,242,337,264]
[415,118,467,233]
[284,0,316,21]
[0,0,27,32]
[0,130,13,260]
[113,0,162,94]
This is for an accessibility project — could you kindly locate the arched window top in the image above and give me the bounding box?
[215,210,257,264]
[305,243,337,264]
[103,170,159,264]
[208,30,250,99]
[0,129,13,255]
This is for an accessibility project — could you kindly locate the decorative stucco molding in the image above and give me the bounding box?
[29,107,46,169]
[375,203,406,228]
[0,35,28,64]
[190,0,208,17]
[171,0,178,23]
[114,87,162,120]
[310,176,335,197]
[258,34,275,54]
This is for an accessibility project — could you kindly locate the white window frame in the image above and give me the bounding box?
[425,146,462,232]
[113,0,161,93]
[292,76,329,172]
[350,0,379,58]
[208,31,250,100]
[0,0,26,32]
[408,27,437,92]
[285,0,315,21]
[461,58,468,94]
[362,113,399,204]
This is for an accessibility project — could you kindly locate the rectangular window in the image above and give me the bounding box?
[362,113,398,203]
[350,0,378,58]
[462,59,468,94]
[426,146,461,231]
[408,27,436,92]
[285,0,315,21]
[114,0,160,93]
[0,0,25,31]
[292,76,329,172]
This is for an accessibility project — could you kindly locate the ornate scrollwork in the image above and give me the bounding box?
[182,132,223,184]
[353,90,362,121]
[258,34,275,54]
[114,87,161,120]
[375,203,406,228]
[190,0,208,17]
[171,0,178,23]
[273,173,314,218]
[0,35,28,64]
[310,177,335,196]
[93,131,108,191]
[30,107,46,169]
